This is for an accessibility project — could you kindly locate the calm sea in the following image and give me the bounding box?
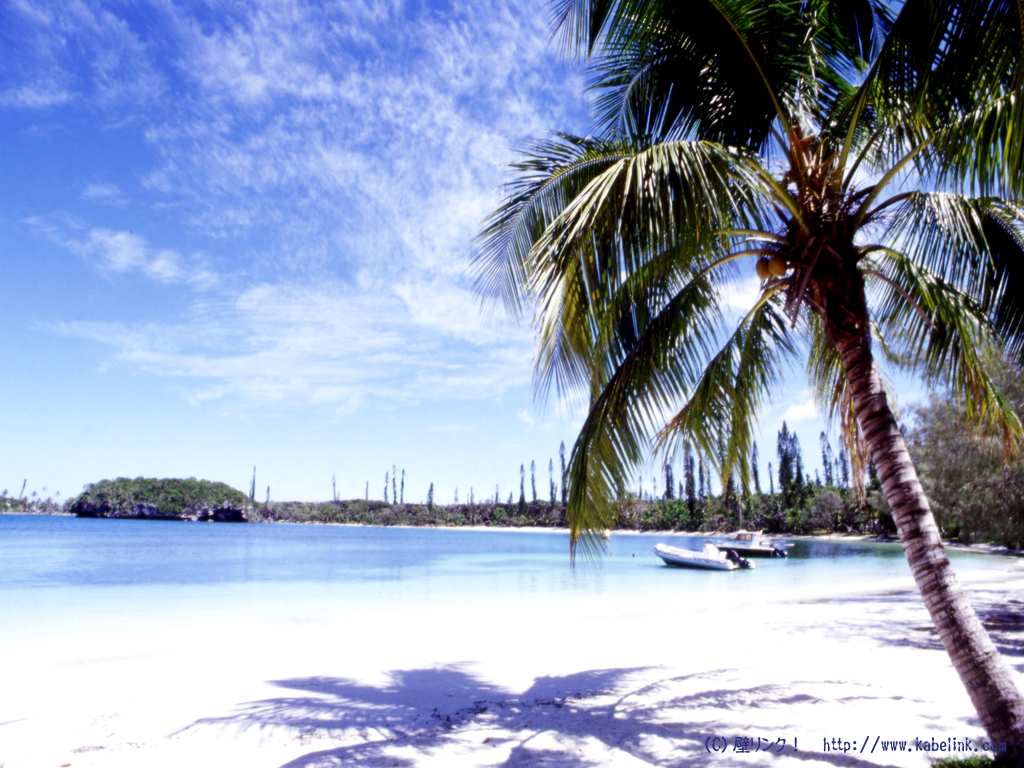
[1,514,1019,644]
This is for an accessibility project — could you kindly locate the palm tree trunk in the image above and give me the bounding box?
[838,333,1024,754]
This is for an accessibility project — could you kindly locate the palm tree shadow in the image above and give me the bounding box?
[805,589,1024,666]
[185,664,904,767]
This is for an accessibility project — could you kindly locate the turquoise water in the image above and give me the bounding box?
[1,514,1019,643]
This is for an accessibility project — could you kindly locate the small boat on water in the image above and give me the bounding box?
[706,530,790,558]
[654,542,755,571]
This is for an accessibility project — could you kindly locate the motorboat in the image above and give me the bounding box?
[706,530,790,558]
[654,542,755,570]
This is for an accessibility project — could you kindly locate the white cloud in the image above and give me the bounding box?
[33,222,219,289]
[81,228,149,272]
[45,279,531,408]
[0,80,73,108]
[5,0,165,108]
[722,272,764,313]
[128,0,588,277]
[783,398,819,422]
[14,0,589,413]
[82,183,126,205]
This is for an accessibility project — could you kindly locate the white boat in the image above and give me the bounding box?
[654,542,755,571]
[706,530,790,557]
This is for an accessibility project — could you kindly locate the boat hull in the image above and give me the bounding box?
[654,543,741,570]
[706,531,790,557]
[712,545,782,558]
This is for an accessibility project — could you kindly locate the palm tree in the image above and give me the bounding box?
[474,0,1024,749]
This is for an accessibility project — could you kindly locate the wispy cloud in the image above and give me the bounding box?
[46,280,532,408]
[10,0,587,412]
[82,183,127,205]
[31,220,218,289]
[4,0,165,108]
[723,273,765,312]
[133,0,587,275]
[0,79,73,108]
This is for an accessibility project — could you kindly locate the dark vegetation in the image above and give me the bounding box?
[601,420,895,537]
[68,477,249,518]
[908,358,1024,548]
[933,757,1008,767]
[255,500,566,527]
[2,494,64,515]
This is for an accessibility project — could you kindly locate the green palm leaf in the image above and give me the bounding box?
[879,192,1024,361]
[870,250,1023,455]
[654,295,797,496]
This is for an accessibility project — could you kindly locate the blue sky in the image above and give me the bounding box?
[0,0,926,505]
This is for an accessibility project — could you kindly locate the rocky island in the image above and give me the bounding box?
[68,477,251,522]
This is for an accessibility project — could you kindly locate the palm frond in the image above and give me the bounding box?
[550,0,616,58]
[563,272,725,559]
[814,0,894,74]
[471,134,636,320]
[560,0,816,148]
[871,251,1024,458]
[921,89,1024,201]
[867,0,1021,131]
[879,192,1024,362]
[526,139,768,403]
[822,0,1023,193]
[984,209,1024,364]
[653,295,797,500]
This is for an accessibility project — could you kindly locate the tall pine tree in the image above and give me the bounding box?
[820,433,835,486]
[838,447,850,489]
[519,464,526,509]
[559,441,567,504]
[685,446,696,516]
[777,423,794,492]
[752,441,762,495]
[776,422,805,505]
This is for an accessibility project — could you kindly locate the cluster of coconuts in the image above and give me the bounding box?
[755,256,788,280]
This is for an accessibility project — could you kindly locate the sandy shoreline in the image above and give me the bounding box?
[4,570,1024,768]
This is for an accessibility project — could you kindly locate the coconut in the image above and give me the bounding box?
[768,256,788,277]
[755,258,771,280]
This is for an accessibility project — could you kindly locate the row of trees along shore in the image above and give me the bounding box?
[11,375,1024,541]
[251,381,1024,541]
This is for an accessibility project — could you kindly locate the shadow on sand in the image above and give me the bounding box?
[797,588,1024,670]
[186,663,912,768]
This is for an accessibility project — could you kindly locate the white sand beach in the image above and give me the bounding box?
[3,570,1024,768]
